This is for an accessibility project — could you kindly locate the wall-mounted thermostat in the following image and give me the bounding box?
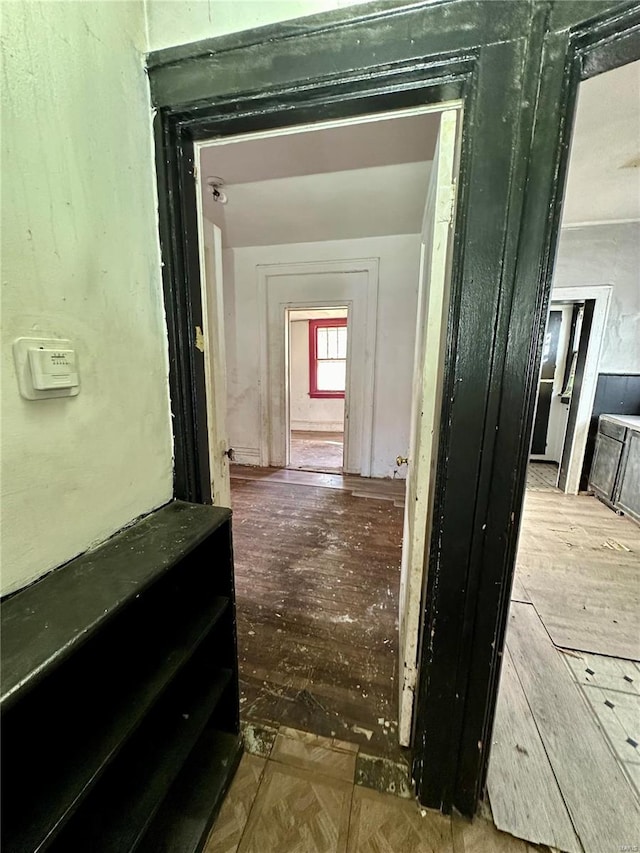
[13,337,80,400]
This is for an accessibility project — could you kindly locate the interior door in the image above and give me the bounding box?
[398,109,460,746]
[200,222,232,506]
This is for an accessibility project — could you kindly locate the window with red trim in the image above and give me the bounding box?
[309,318,347,399]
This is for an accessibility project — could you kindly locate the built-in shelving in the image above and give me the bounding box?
[1,500,242,853]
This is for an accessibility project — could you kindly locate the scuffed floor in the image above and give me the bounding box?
[230,475,404,761]
[289,430,344,472]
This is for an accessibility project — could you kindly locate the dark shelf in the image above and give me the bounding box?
[3,596,229,853]
[138,729,243,853]
[1,501,231,710]
[50,668,233,853]
[2,501,240,853]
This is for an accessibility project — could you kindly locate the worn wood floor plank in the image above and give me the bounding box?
[451,812,539,853]
[513,490,640,661]
[506,602,640,853]
[510,574,531,604]
[522,562,639,660]
[231,477,404,759]
[487,648,581,852]
[231,465,406,503]
[290,431,344,473]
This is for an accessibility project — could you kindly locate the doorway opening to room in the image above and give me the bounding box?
[287,307,348,473]
[192,103,461,763]
[151,0,638,821]
[487,58,640,853]
[527,291,608,495]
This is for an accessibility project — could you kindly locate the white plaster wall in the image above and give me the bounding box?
[145,0,370,51]
[223,234,421,477]
[1,2,173,596]
[290,321,345,431]
[553,223,640,373]
[563,61,640,226]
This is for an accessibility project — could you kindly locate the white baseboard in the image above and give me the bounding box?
[291,420,344,432]
[379,468,407,481]
[232,446,262,465]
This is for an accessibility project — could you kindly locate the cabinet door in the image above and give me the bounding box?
[616,431,640,522]
[589,434,623,501]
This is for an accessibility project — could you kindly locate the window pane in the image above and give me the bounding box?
[326,327,337,358]
[337,327,347,359]
[317,327,329,359]
[316,324,347,359]
[317,360,346,392]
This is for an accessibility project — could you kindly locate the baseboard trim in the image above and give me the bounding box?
[291,421,344,432]
[232,446,262,465]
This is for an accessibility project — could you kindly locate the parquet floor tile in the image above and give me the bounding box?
[237,761,352,853]
[347,786,452,853]
[271,728,358,781]
[204,727,535,853]
[204,754,266,853]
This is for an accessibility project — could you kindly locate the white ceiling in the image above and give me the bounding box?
[202,114,439,184]
[199,60,640,247]
[200,112,439,247]
[207,162,431,248]
[563,59,640,225]
[290,307,348,321]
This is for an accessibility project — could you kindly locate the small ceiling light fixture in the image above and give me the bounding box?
[207,176,228,204]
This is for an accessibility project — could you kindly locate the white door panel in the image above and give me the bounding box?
[398,109,460,746]
[199,219,232,507]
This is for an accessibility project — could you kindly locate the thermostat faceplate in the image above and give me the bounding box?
[13,337,80,400]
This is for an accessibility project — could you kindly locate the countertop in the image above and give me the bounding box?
[600,414,640,430]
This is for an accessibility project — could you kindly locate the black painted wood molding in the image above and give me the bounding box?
[146,0,640,817]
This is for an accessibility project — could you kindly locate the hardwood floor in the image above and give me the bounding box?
[231,465,406,507]
[230,473,405,760]
[489,488,640,853]
[230,463,640,852]
[289,430,344,473]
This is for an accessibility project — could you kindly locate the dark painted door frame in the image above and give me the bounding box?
[147,0,640,816]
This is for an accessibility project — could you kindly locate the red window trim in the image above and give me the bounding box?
[308,318,347,399]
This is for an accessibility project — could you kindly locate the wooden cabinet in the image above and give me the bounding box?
[589,415,640,524]
[617,429,640,523]
[1,500,242,853]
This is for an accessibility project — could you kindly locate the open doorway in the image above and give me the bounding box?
[193,103,461,766]
[528,286,612,496]
[287,307,347,473]
[487,58,640,853]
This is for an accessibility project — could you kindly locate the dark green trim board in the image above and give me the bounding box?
[148,0,640,816]
[450,2,640,814]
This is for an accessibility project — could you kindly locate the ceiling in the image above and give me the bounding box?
[199,112,439,247]
[199,60,640,247]
[290,307,348,321]
[205,162,431,248]
[562,59,640,225]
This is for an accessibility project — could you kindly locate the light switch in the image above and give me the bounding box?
[13,337,80,400]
